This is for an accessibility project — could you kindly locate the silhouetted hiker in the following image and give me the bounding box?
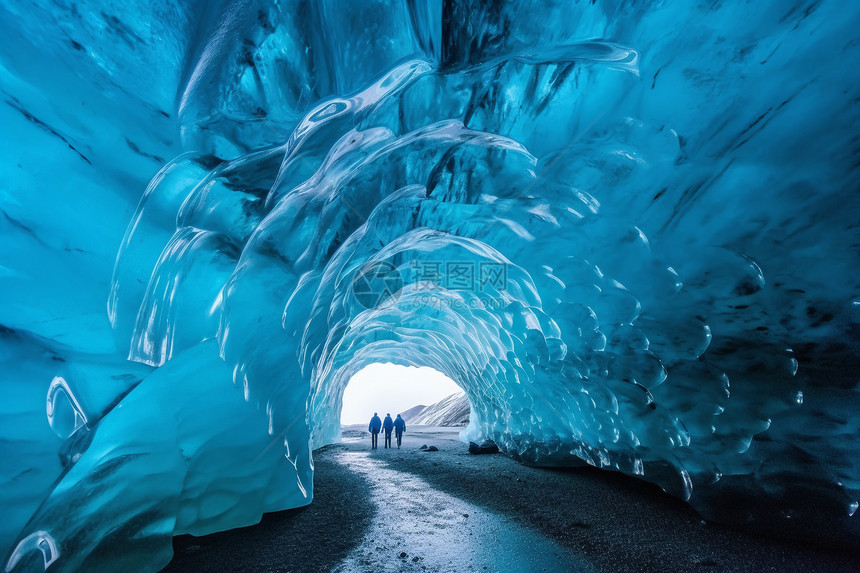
[368,412,382,449]
[382,413,394,448]
[394,414,406,448]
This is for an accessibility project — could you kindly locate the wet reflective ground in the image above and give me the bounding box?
[332,443,588,572]
[166,427,859,572]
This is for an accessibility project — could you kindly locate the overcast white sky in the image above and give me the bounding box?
[340,363,462,425]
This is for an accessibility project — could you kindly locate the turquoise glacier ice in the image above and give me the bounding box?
[2,0,859,569]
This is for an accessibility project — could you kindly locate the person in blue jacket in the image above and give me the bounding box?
[368,412,382,449]
[393,414,406,448]
[382,413,395,448]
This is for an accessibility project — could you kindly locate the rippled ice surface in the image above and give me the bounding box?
[2,0,859,570]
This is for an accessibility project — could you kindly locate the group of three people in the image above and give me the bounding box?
[368,412,406,448]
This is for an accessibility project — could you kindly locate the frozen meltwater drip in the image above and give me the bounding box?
[4,532,58,572]
[45,377,87,439]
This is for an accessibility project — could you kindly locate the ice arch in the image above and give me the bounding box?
[2,0,859,570]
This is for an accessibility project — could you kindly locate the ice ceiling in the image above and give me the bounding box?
[2,0,859,570]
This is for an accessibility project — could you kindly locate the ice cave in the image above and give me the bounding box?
[1,0,859,570]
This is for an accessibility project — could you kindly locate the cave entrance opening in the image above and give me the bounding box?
[339,363,466,429]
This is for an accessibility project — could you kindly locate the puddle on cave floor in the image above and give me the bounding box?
[330,428,595,573]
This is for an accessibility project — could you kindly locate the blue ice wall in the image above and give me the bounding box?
[2,0,859,570]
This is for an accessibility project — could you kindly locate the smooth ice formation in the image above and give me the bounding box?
[2,0,859,569]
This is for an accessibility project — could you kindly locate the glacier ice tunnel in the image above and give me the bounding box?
[2,0,859,569]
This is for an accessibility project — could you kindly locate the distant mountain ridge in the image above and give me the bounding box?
[402,392,470,426]
[399,403,428,421]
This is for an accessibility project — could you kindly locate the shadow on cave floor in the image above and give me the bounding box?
[162,448,375,573]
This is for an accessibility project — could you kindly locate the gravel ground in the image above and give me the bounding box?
[164,427,859,573]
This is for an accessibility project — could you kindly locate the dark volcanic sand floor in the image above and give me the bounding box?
[164,427,859,572]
